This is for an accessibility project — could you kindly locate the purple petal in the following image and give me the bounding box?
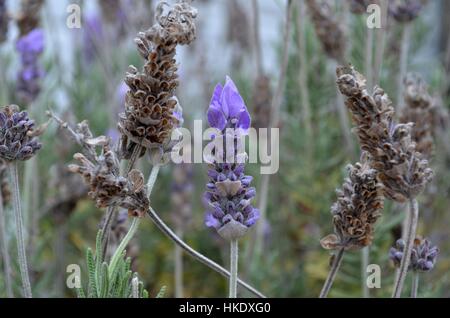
[207,104,226,130]
[237,109,251,131]
[205,213,220,229]
[245,208,260,227]
[210,83,223,108]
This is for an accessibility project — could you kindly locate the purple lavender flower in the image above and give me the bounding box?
[16,28,44,104]
[207,76,251,133]
[390,238,439,272]
[203,77,259,241]
[83,14,103,63]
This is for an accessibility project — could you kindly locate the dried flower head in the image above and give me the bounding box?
[0,0,9,43]
[348,0,372,14]
[0,159,11,205]
[251,74,272,129]
[336,65,433,202]
[306,0,347,62]
[204,77,259,241]
[49,112,149,217]
[399,74,435,158]
[320,153,384,251]
[16,28,44,104]
[388,0,425,23]
[0,105,42,162]
[17,0,44,36]
[118,0,197,159]
[390,238,439,272]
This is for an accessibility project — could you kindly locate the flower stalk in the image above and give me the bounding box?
[229,239,239,298]
[9,162,32,298]
[319,247,345,298]
[392,198,419,298]
[411,272,419,298]
[0,190,13,298]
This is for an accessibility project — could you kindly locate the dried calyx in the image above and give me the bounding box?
[49,112,149,217]
[321,153,384,251]
[118,0,197,161]
[348,0,373,14]
[388,0,425,23]
[336,65,433,202]
[0,159,11,204]
[390,237,439,272]
[17,0,44,36]
[305,0,347,63]
[0,105,42,162]
[399,74,435,158]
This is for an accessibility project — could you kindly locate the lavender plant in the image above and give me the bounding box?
[390,237,439,297]
[0,105,42,298]
[336,65,433,297]
[204,76,259,298]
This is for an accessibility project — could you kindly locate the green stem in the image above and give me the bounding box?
[0,191,13,298]
[361,246,370,298]
[229,239,239,298]
[411,271,419,298]
[107,164,160,280]
[9,162,32,298]
[174,228,183,298]
[319,248,345,298]
[392,198,418,298]
[108,217,141,280]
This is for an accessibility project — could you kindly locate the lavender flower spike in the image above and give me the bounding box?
[16,28,45,104]
[204,77,258,241]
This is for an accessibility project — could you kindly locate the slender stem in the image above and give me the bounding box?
[131,276,139,298]
[174,228,184,298]
[361,246,370,298]
[372,0,388,86]
[100,145,143,257]
[0,191,13,298]
[392,198,419,298]
[108,217,141,280]
[9,162,32,298]
[319,248,345,298]
[411,272,419,298]
[147,206,266,298]
[146,164,160,195]
[229,239,239,298]
[107,163,160,280]
[397,23,411,109]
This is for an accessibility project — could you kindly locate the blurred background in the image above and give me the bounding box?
[0,0,449,298]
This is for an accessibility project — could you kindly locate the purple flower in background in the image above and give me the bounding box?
[16,28,45,105]
[390,238,439,272]
[203,77,259,241]
[83,14,103,63]
[207,76,251,133]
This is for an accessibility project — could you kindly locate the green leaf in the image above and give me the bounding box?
[99,262,109,298]
[156,286,166,298]
[86,248,97,298]
[95,230,103,292]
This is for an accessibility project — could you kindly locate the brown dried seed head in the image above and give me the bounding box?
[118,0,197,159]
[336,65,433,202]
[321,154,384,251]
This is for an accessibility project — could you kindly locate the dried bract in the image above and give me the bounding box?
[336,66,433,202]
[388,0,425,23]
[17,0,44,36]
[118,0,197,159]
[320,154,384,251]
[306,0,347,62]
[399,74,434,158]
